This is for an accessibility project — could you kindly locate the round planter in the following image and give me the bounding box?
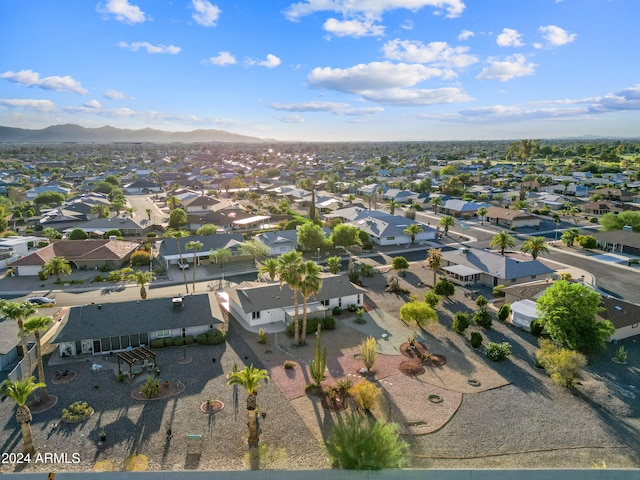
[467,379,481,387]
[428,394,443,403]
[200,400,224,414]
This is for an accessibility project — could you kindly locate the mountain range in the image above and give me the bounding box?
[0,124,265,144]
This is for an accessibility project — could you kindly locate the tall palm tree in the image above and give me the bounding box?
[386,199,399,215]
[23,315,53,402]
[477,206,488,225]
[428,196,443,213]
[227,365,269,446]
[0,300,37,379]
[258,258,279,282]
[276,251,304,346]
[298,261,323,345]
[490,231,515,255]
[165,229,190,294]
[90,204,110,218]
[166,195,180,210]
[42,256,72,283]
[438,215,456,236]
[425,248,442,287]
[403,223,424,244]
[186,240,203,292]
[521,236,549,260]
[1,377,46,454]
[128,270,156,299]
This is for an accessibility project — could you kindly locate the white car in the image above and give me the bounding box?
[177,261,189,270]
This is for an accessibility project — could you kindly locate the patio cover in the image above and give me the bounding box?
[443,264,483,277]
[116,346,157,377]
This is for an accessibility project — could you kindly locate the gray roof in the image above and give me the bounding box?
[442,248,554,281]
[159,233,245,256]
[52,294,223,343]
[256,230,298,247]
[226,274,366,313]
[592,230,640,249]
[442,199,490,212]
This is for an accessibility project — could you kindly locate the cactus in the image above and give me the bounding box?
[308,325,326,386]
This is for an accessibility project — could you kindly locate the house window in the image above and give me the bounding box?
[321,299,329,306]
[357,294,361,305]
[252,311,261,320]
[386,236,395,241]
[531,275,537,279]
[181,328,186,338]
[156,329,171,338]
[338,298,342,308]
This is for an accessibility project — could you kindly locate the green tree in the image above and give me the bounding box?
[433,279,455,299]
[423,291,440,308]
[168,208,187,229]
[578,235,598,249]
[128,270,156,300]
[1,377,46,454]
[326,256,342,274]
[23,315,53,402]
[298,261,323,345]
[600,211,640,232]
[196,224,218,235]
[386,199,399,215]
[521,236,549,260]
[536,280,614,355]
[0,300,37,380]
[186,240,203,292]
[209,247,232,283]
[41,227,62,241]
[239,239,270,265]
[536,338,587,387]
[438,215,456,235]
[428,196,443,213]
[145,208,152,222]
[331,224,361,248]
[403,223,423,244]
[227,365,269,446]
[90,204,110,218]
[297,222,329,252]
[276,251,304,345]
[399,300,437,328]
[42,256,72,283]
[258,258,279,282]
[326,413,408,470]
[68,228,88,240]
[425,248,442,287]
[490,231,515,255]
[166,195,180,210]
[477,206,488,225]
[392,256,410,276]
[561,227,581,247]
[33,191,65,207]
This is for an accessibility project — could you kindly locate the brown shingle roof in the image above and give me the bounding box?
[10,239,139,266]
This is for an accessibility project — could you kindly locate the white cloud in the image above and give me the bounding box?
[191,0,222,27]
[246,54,281,68]
[537,25,576,47]
[401,20,414,30]
[84,99,102,109]
[496,28,524,47]
[0,98,56,113]
[359,87,472,106]
[97,0,145,24]
[308,61,443,93]
[342,107,384,115]
[285,0,466,20]
[458,29,474,41]
[275,114,305,123]
[118,42,181,54]
[382,39,478,68]
[586,84,640,113]
[0,69,88,94]
[323,17,385,37]
[270,101,351,112]
[204,51,237,66]
[476,54,537,82]
[103,89,132,100]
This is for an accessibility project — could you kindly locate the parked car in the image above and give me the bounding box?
[177,260,189,270]
[27,296,56,305]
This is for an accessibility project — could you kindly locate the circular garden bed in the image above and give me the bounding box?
[200,400,224,414]
[399,360,426,376]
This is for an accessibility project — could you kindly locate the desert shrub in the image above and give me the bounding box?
[105,229,123,239]
[578,235,598,249]
[62,401,94,422]
[173,337,185,346]
[347,304,359,312]
[498,304,511,322]
[475,295,489,309]
[206,329,226,345]
[470,332,483,348]
[423,291,440,308]
[323,316,336,330]
[286,317,335,336]
[336,378,353,392]
[452,311,470,334]
[283,360,296,370]
[536,339,587,387]
[492,284,505,297]
[150,339,165,348]
[589,217,598,224]
[139,376,161,398]
[433,279,455,298]
[349,381,381,412]
[530,320,544,337]
[164,337,174,347]
[485,342,512,362]
[333,306,343,315]
[38,270,48,281]
[130,250,151,266]
[360,263,374,276]
[257,328,267,344]
[196,333,207,344]
[184,335,194,345]
[473,309,493,328]
[359,336,377,372]
[123,454,149,472]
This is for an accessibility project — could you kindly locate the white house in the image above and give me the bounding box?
[255,230,298,256]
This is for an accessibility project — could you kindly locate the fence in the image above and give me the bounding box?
[7,342,38,382]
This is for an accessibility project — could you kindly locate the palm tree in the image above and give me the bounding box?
[209,247,232,285]
[186,240,203,292]
[438,215,456,236]
[403,223,423,244]
[126,206,135,218]
[165,229,190,294]
[41,227,62,242]
[521,236,549,260]
[90,204,110,218]
[428,196,443,213]
[258,258,279,282]
[326,256,342,274]
[276,251,304,346]
[42,256,72,283]
[490,231,515,255]
[239,239,270,266]
[561,227,581,247]
[128,270,156,299]
[298,261,323,345]
[166,195,180,210]
[425,248,442,287]
[227,365,269,446]
[386,199,399,215]
[0,300,37,379]
[23,315,53,402]
[145,208,153,222]
[1,377,46,454]
[477,206,488,225]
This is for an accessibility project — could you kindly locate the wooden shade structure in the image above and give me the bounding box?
[116,346,157,378]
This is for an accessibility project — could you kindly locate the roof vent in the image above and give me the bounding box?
[460,247,469,254]
[172,297,184,308]
[614,305,623,311]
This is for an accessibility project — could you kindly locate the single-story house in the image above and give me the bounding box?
[485,206,541,228]
[219,273,367,328]
[61,217,147,237]
[592,230,640,257]
[439,200,490,218]
[9,239,140,276]
[124,179,162,194]
[441,247,554,287]
[52,294,224,357]
[600,296,640,341]
[157,233,247,269]
[255,230,298,256]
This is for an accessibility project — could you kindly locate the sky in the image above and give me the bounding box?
[1,0,639,142]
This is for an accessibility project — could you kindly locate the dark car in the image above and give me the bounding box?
[26,296,56,305]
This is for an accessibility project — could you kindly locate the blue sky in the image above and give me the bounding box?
[1,0,639,141]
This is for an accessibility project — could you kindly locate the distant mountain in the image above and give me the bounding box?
[0,124,266,143]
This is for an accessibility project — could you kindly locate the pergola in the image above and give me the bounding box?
[116,346,157,378]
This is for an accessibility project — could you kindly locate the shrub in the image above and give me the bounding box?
[589,217,598,224]
[323,316,336,330]
[196,333,207,344]
[173,337,185,346]
[146,232,157,237]
[287,317,335,336]
[130,250,151,266]
[354,308,366,324]
[105,229,123,239]
[485,342,512,362]
[206,329,226,345]
[257,328,267,344]
[530,320,544,337]
[333,306,343,315]
[150,339,164,348]
[452,312,470,334]
[347,304,359,312]
[475,295,489,309]
[62,401,94,422]
[433,279,455,298]
[349,381,381,412]
[283,360,296,370]
[123,454,149,472]
[184,335,195,345]
[336,378,353,392]
[164,337,174,347]
[615,345,628,363]
[536,338,587,387]
[359,336,377,372]
[473,308,493,328]
[578,235,598,249]
[423,291,440,308]
[140,376,161,398]
[498,304,511,322]
[360,264,374,276]
[492,284,505,297]
[470,332,483,348]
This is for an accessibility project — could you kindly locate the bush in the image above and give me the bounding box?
[62,401,94,422]
[130,250,151,266]
[578,235,598,249]
[475,295,489,309]
[349,381,381,412]
[164,337,174,347]
[485,342,512,362]
[452,312,470,334]
[283,360,296,370]
[434,279,455,297]
[286,317,335,336]
[473,308,493,328]
[38,270,48,281]
[184,335,195,345]
[498,304,511,322]
[196,333,207,344]
[206,329,226,345]
[536,338,587,387]
[589,217,598,224]
[150,339,164,348]
[139,376,160,399]
[333,306,343,315]
[347,304,359,312]
[336,378,353,392]
[470,332,483,348]
[257,328,267,344]
[173,337,185,346]
[323,316,336,330]
[146,232,157,237]
[530,320,544,336]
[492,284,505,297]
[360,264,374,277]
